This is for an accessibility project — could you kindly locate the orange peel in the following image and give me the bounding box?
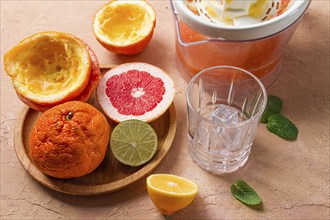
[15,42,101,112]
[4,32,91,105]
[93,0,156,55]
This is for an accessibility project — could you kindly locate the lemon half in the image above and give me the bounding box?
[147,174,198,215]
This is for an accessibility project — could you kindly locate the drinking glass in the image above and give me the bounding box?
[186,66,267,174]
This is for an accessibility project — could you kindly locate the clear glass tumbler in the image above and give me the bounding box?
[186,66,267,174]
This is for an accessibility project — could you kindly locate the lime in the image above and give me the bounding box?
[110,119,158,167]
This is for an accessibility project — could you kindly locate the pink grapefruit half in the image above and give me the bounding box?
[97,62,175,122]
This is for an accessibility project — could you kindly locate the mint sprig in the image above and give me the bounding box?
[261,95,282,123]
[230,180,262,206]
[266,114,298,140]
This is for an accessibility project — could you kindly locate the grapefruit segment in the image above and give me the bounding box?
[97,62,175,122]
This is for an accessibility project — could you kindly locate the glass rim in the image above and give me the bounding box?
[186,65,268,127]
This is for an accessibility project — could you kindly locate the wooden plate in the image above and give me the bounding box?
[14,101,176,196]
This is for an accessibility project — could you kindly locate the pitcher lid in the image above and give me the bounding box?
[172,0,310,40]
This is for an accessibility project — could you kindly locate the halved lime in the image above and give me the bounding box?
[110,119,158,167]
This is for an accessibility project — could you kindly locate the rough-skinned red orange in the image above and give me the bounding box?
[29,101,111,179]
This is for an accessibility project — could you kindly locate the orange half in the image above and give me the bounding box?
[4,32,91,105]
[93,0,156,55]
[15,42,101,112]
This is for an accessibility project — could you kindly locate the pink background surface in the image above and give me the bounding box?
[1,1,329,219]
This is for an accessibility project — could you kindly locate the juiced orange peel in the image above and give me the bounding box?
[4,32,92,105]
[14,41,101,112]
[93,0,156,55]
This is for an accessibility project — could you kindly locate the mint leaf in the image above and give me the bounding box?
[266,114,298,140]
[230,180,262,206]
[261,95,282,123]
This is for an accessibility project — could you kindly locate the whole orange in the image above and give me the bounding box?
[29,101,110,179]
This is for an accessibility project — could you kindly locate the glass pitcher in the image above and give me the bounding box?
[171,0,311,88]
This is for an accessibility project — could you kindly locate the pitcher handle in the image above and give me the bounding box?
[170,0,221,47]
